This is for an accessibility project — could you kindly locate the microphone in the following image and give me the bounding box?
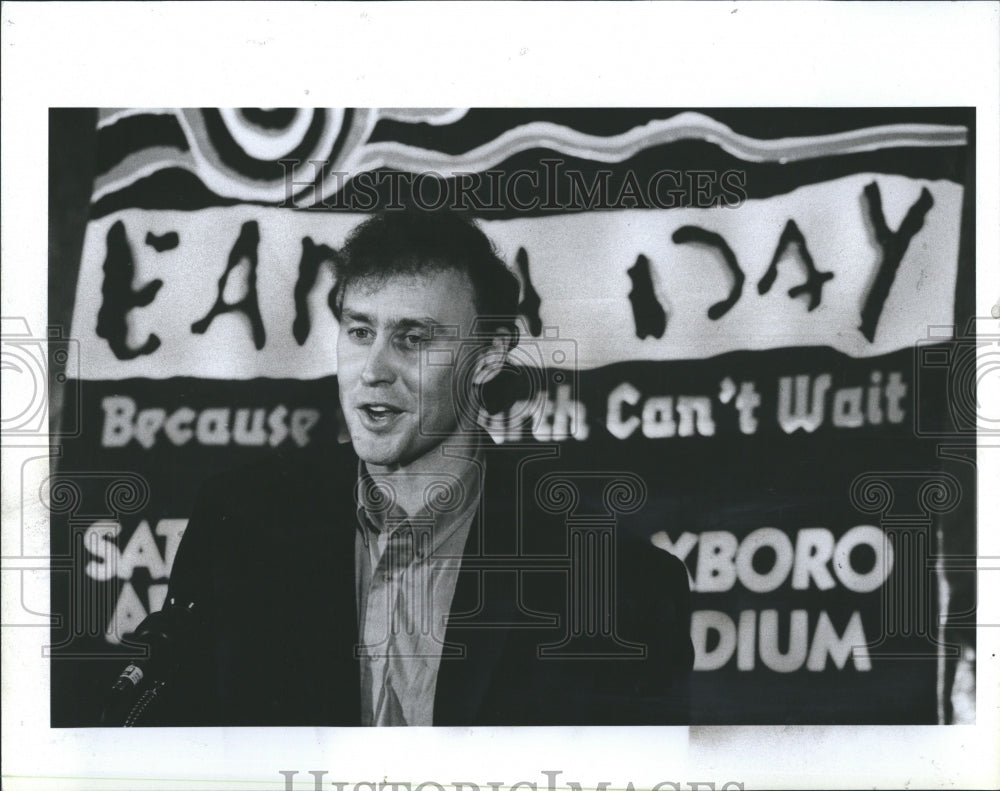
[100,597,199,726]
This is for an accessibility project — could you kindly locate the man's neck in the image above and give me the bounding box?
[365,435,482,518]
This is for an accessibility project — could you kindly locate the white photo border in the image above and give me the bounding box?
[2,2,998,789]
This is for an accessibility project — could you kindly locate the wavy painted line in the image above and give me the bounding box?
[91,110,381,205]
[378,108,469,126]
[91,109,969,206]
[91,146,199,202]
[351,111,968,174]
[97,108,178,130]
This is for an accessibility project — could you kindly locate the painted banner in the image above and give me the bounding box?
[48,108,976,726]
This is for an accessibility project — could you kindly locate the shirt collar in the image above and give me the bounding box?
[354,441,484,557]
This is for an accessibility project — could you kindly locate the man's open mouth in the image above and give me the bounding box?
[358,403,403,426]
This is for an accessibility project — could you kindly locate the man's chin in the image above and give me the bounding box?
[350,436,403,468]
[349,432,448,471]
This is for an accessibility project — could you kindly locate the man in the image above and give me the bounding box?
[145,209,693,726]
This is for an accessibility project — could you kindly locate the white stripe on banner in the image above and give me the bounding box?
[69,173,962,380]
[89,109,967,207]
[96,107,175,129]
[353,113,968,174]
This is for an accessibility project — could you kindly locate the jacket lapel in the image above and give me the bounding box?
[433,442,559,725]
[433,508,514,725]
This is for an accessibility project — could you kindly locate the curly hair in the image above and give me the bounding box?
[331,208,521,347]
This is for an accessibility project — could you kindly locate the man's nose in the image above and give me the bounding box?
[360,339,396,386]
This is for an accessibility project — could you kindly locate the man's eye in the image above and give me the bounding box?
[348,327,372,341]
[401,334,426,349]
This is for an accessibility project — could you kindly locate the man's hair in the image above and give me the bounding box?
[331,208,521,346]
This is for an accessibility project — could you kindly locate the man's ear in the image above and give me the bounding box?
[471,329,514,386]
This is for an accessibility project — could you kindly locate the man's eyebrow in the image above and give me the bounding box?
[342,309,373,324]
[393,317,439,331]
[341,309,440,330]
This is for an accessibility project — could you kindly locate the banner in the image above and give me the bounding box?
[49,107,976,726]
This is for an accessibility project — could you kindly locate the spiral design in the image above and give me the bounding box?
[43,476,82,514]
[849,475,894,514]
[535,475,580,515]
[355,475,397,516]
[423,475,466,514]
[918,475,962,514]
[602,474,647,515]
[106,475,150,514]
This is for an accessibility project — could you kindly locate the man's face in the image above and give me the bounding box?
[337,268,480,470]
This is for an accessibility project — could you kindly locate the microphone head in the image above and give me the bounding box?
[100,598,200,726]
[128,598,198,674]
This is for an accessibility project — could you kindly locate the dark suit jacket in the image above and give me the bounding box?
[159,438,693,726]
